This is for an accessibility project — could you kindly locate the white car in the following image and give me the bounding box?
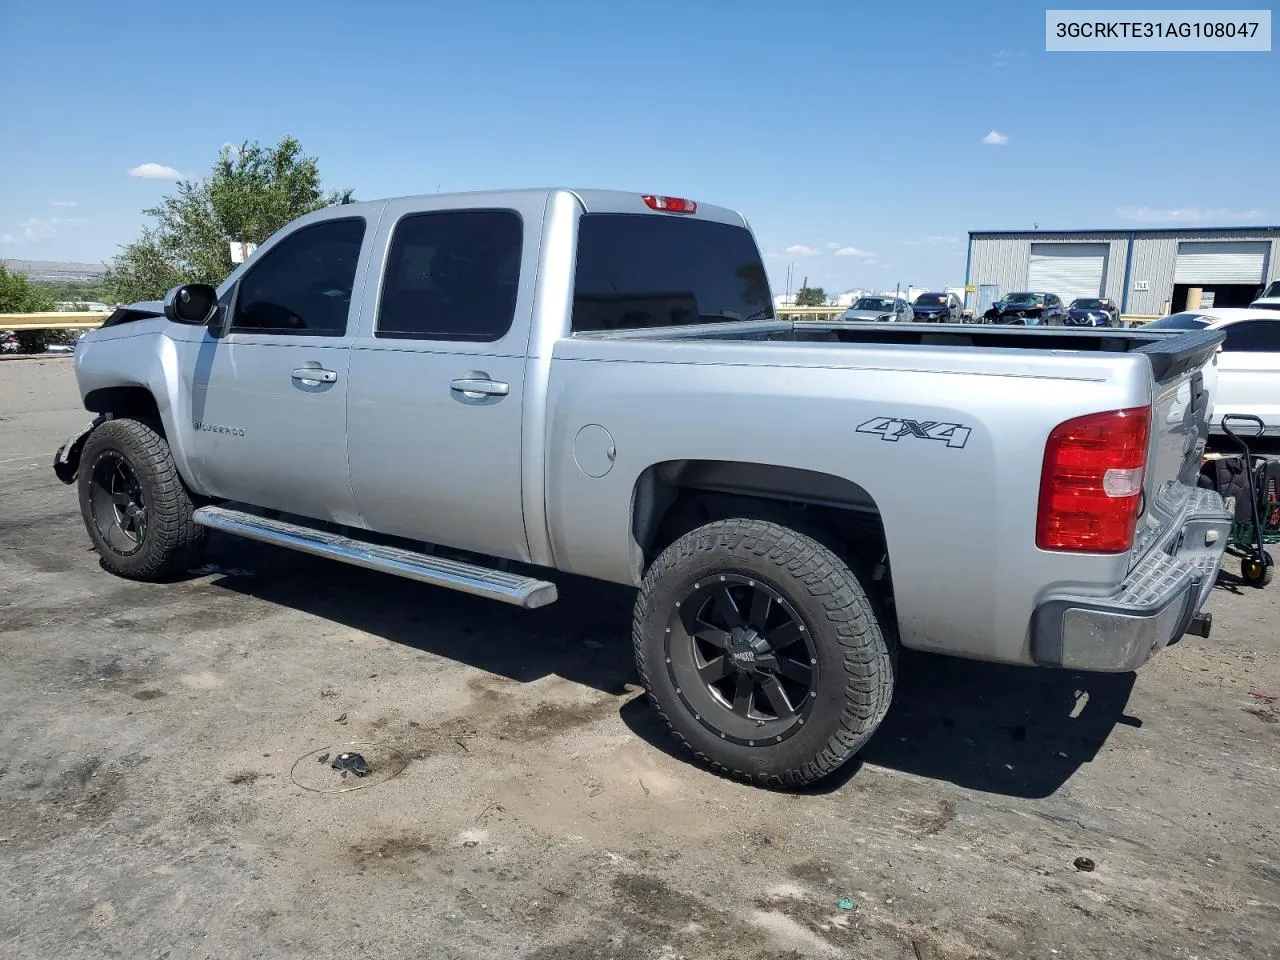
[1250,279,1280,312]
[1145,308,1280,437]
[840,295,913,322]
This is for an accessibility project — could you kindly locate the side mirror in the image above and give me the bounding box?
[163,283,219,326]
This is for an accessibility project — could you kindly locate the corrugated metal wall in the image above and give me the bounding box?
[968,236,1031,294]
[1126,236,1177,315]
[1128,230,1278,315]
[970,230,1280,317]
[968,233,1128,305]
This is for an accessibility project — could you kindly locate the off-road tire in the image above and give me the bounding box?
[633,518,895,788]
[77,417,207,580]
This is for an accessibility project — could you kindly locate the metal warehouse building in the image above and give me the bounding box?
[965,226,1280,319]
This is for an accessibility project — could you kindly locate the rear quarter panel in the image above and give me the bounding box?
[545,337,1154,665]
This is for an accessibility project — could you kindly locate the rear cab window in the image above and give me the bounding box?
[571,214,772,332]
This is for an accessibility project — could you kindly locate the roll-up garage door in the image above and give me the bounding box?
[1174,242,1269,284]
[1027,243,1107,303]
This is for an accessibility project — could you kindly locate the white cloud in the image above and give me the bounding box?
[834,246,876,258]
[0,234,15,245]
[982,130,1008,146]
[1116,205,1264,223]
[50,216,88,227]
[991,50,1025,68]
[20,218,56,242]
[49,200,80,208]
[903,235,960,246]
[128,162,184,180]
[783,244,821,257]
[826,241,842,250]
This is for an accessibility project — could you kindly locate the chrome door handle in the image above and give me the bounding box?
[292,367,338,385]
[450,375,509,399]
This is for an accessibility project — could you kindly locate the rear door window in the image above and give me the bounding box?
[1221,320,1280,352]
[376,210,523,342]
[572,214,772,332]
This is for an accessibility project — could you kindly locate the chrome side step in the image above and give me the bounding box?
[192,505,558,609]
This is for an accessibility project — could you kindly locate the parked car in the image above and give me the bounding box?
[1145,308,1280,437]
[0,331,18,353]
[1064,297,1120,327]
[840,296,913,322]
[1251,279,1280,312]
[910,292,962,323]
[54,187,1229,788]
[983,292,1066,325]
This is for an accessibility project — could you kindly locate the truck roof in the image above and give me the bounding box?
[358,187,749,228]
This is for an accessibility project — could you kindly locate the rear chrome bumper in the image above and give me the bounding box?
[1030,489,1231,672]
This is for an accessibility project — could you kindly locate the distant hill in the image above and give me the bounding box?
[3,259,107,281]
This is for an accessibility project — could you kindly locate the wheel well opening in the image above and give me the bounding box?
[84,386,162,430]
[632,459,893,601]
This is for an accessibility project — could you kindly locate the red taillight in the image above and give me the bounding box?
[642,194,697,214]
[1036,407,1151,553]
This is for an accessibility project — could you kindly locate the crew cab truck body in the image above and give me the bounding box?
[57,188,1232,787]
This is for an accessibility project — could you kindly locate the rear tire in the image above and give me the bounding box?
[633,518,895,788]
[77,418,207,580]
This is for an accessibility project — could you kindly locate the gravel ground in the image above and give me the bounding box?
[1,358,1277,960]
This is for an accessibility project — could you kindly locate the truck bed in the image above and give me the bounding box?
[580,321,1225,381]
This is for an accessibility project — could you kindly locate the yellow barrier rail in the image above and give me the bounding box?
[1,312,111,331]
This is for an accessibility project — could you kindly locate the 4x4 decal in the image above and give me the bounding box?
[856,417,972,449]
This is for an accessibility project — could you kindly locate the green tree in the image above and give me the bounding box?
[104,136,354,304]
[0,263,63,353]
[794,286,827,306]
[0,263,55,313]
[31,279,111,302]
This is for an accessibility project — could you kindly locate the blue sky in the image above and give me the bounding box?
[1,0,1273,294]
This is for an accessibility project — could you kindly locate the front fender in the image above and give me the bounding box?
[52,415,106,484]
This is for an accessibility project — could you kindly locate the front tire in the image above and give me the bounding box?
[77,418,207,580]
[633,519,895,788]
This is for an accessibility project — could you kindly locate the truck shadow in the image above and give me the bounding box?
[207,537,1137,800]
[620,650,1138,799]
[204,537,641,694]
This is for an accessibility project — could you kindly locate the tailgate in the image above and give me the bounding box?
[1129,330,1225,565]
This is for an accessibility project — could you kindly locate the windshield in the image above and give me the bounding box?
[1070,298,1104,309]
[1145,312,1212,330]
[914,294,946,306]
[1260,281,1280,299]
[852,297,897,311]
[1004,293,1041,305]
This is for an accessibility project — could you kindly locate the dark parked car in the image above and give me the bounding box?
[983,292,1065,326]
[910,292,962,322]
[1064,297,1120,327]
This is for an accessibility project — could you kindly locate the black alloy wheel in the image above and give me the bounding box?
[665,574,818,746]
[87,451,148,555]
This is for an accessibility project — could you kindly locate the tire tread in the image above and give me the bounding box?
[78,418,206,580]
[633,518,895,788]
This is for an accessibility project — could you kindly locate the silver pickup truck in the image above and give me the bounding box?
[55,188,1233,788]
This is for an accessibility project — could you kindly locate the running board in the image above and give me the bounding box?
[192,505,558,609]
